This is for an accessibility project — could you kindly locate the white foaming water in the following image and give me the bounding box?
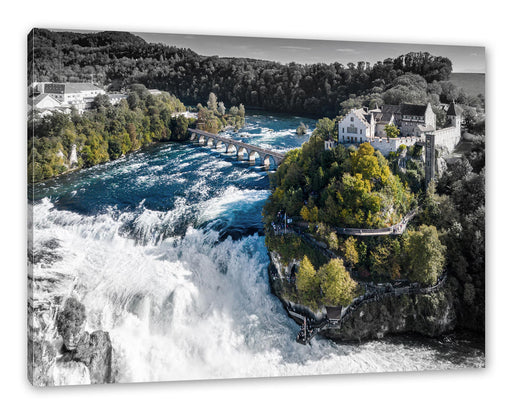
[32,198,483,385]
[197,186,270,225]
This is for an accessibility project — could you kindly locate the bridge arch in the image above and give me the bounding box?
[237,146,248,160]
[264,154,277,169]
[198,135,206,145]
[249,150,263,165]
[206,137,216,147]
[226,143,238,154]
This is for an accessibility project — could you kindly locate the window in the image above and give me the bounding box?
[342,127,344,133]
[360,129,362,134]
[347,126,357,134]
[351,117,354,122]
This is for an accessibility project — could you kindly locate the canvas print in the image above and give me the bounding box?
[27,29,485,386]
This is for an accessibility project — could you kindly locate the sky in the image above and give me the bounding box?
[135,32,485,73]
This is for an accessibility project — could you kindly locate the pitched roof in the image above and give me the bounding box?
[381,104,400,115]
[374,111,394,123]
[447,101,463,116]
[351,108,371,127]
[65,83,103,93]
[28,93,62,107]
[43,82,103,94]
[399,103,428,116]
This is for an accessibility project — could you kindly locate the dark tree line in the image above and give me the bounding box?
[29,29,461,118]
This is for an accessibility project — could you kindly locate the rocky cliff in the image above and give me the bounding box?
[28,297,113,386]
[323,288,456,341]
[268,251,458,342]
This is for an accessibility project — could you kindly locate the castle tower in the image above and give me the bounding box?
[447,101,462,132]
[425,133,436,188]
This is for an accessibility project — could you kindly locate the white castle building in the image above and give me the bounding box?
[325,102,462,155]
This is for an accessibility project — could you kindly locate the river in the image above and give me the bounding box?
[29,111,484,385]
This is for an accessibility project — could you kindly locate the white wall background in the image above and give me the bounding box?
[0,1,508,413]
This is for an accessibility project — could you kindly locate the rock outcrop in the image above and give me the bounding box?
[323,287,456,341]
[28,297,114,386]
[60,330,113,384]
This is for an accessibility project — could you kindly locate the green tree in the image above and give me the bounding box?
[384,124,400,138]
[93,93,112,110]
[296,256,320,307]
[342,237,359,268]
[403,225,446,285]
[318,258,357,306]
[313,117,336,141]
[327,232,339,251]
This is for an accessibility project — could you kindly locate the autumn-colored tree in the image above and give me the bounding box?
[300,205,319,222]
[350,143,391,185]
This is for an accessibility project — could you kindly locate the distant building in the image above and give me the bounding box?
[42,82,104,103]
[29,82,106,114]
[107,93,129,105]
[28,93,67,117]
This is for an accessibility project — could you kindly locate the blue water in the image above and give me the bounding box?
[30,112,311,240]
[29,111,484,385]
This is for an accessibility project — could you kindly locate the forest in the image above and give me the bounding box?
[28,86,244,182]
[28,29,484,119]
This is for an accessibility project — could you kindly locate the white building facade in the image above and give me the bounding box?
[338,108,375,144]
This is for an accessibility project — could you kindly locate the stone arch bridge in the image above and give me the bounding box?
[188,128,285,169]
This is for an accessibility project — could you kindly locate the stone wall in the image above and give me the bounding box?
[367,136,424,156]
[433,126,461,153]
